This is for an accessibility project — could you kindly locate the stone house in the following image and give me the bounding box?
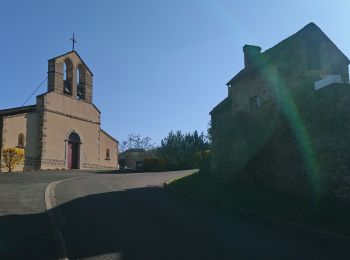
[118,148,159,171]
[118,148,145,170]
[0,51,118,171]
[210,23,350,198]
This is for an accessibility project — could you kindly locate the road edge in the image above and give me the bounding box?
[164,181,350,247]
[45,177,82,260]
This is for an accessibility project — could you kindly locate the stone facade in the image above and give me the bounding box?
[210,23,350,198]
[0,51,118,172]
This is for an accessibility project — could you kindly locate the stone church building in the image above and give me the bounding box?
[0,51,118,171]
[210,23,350,198]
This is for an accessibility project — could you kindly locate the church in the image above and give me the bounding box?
[0,50,118,171]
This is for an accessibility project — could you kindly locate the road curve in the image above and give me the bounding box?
[0,171,88,259]
[45,177,83,260]
[1,170,350,259]
[53,171,350,260]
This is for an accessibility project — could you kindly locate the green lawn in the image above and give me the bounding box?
[170,172,350,236]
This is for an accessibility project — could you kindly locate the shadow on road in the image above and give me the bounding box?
[0,211,55,259]
[59,187,231,260]
[2,187,350,259]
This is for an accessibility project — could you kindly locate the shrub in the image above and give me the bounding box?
[2,148,25,172]
[143,157,165,172]
[158,130,210,170]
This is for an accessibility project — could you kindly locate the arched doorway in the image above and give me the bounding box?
[67,132,81,169]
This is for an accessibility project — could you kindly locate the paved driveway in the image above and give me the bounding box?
[1,170,350,259]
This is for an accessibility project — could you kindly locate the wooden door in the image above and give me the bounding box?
[72,143,79,169]
[67,142,73,169]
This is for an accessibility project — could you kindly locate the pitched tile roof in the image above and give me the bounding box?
[0,105,36,117]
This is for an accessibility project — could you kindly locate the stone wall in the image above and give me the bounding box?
[40,110,100,170]
[211,24,350,198]
[0,112,40,171]
[99,130,118,169]
[37,91,98,170]
[212,82,350,199]
[37,91,117,170]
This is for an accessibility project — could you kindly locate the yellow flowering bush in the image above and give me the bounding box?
[2,148,25,172]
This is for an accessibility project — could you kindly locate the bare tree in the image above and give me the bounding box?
[120,134,155,152]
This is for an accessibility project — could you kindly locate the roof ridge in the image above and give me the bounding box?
[0,105,36,117]
[0,104,35,112]
[48,51,93,76]
[263,22,321,55]
[226,22,349,85]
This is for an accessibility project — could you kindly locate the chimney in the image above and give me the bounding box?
[243,45,261,68]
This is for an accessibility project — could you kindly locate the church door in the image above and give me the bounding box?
[67,143,73,169]
[67,133,81,169]
[71,142,79,169]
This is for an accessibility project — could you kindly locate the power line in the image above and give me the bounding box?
[21,77,48,107]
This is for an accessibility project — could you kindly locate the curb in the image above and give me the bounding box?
[164,182,350,246]
[45,177,82,260]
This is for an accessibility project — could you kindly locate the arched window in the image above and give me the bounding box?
[63,59,73,95]
[18,133,25,148]
[77,64,86,100]
[106,149,110,160]
[68,132,81,143]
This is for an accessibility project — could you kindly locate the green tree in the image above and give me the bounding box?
[159,130,209,170]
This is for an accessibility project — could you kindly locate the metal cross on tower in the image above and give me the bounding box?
[70,33,77,51]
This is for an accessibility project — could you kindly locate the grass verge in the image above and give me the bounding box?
[170,172,350,236]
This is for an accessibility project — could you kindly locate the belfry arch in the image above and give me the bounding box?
[47,51,93,103]
[77,64,86,100]
[63,58,73,95]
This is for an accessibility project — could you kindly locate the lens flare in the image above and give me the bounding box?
[257,58,322,199]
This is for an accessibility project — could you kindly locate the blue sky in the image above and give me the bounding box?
[1,0,350,145]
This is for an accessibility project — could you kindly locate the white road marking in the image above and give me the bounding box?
[45,177,82,260]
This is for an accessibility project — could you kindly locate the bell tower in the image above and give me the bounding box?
[47,51,93,103]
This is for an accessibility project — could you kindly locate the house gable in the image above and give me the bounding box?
[219,23,350,115]
[227,23,350,87]
[210,23,350,199]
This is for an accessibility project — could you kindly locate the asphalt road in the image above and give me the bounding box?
[0,171,89,259]
[1,170,350,259]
